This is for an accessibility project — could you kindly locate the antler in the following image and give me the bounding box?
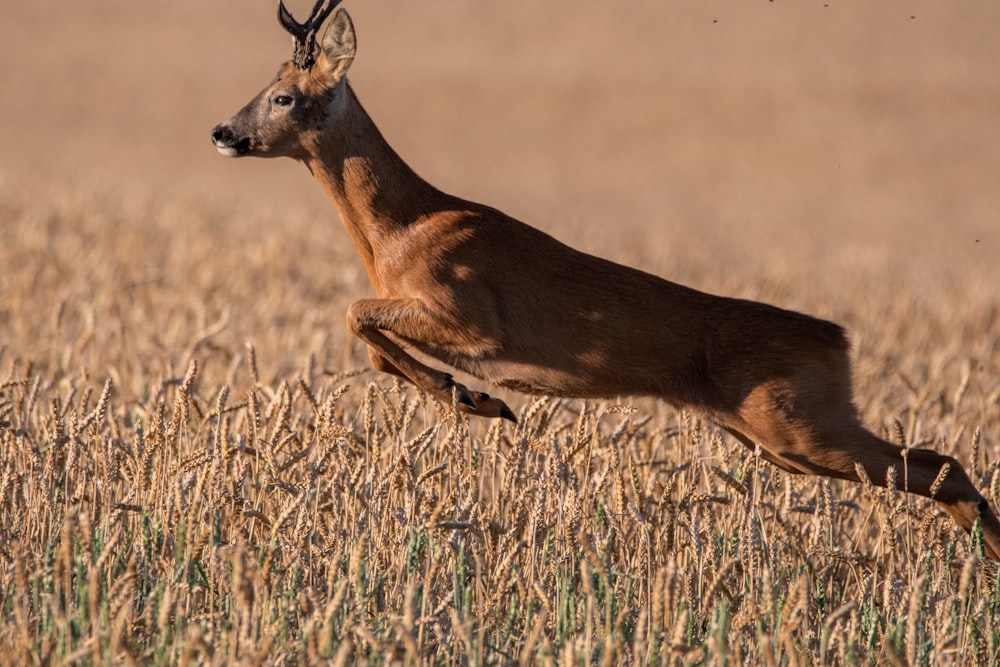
[278,0,343,69]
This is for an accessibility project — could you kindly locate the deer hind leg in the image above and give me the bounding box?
[730,379,1000,559]
[740,412,1000,559]
[841,428,1000,560]
[721,425,815,474]
[346,298,516,421]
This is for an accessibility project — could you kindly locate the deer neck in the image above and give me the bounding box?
[304,83,442,290]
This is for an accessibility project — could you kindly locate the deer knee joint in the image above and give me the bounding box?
[345,301,371,335]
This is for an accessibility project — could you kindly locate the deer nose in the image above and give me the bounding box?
[211,124,232,145]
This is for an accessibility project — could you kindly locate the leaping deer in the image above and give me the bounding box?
[211,0,1000,559]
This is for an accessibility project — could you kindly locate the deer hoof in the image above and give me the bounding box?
[499,403,518,423]
[454,388,517,423]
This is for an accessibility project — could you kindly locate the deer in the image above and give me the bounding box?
[211,0,1000,560]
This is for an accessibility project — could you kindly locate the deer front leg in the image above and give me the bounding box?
[346,298,516,422]
[368,345,514,420]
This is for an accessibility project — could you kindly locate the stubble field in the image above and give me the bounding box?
[2,1,1000,664]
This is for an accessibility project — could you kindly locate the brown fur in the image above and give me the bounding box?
[212,6,1000,559]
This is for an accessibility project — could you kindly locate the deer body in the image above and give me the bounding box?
[212,2,1000,559]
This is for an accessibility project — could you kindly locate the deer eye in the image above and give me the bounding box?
[273,94,294,107]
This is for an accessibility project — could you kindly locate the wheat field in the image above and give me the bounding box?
[3,1,1000,665]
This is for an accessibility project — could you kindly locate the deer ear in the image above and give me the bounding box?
[318,9,356,80]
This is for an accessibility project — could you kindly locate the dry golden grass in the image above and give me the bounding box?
[2,183,999,665]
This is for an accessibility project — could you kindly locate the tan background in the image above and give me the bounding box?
[2,0,998,301]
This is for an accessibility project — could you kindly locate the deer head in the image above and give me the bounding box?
[211,0,356,160]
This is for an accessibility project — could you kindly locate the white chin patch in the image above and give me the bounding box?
[215,145,239,157]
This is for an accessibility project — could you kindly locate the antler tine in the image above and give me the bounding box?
[277,0,341,36]
[278,0,343,69]
[277,0,308,39]
[305,0,340,32]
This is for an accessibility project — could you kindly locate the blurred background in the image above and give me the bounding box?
[2,0,998,303]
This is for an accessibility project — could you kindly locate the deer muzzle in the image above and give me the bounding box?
[211,124,251,157]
